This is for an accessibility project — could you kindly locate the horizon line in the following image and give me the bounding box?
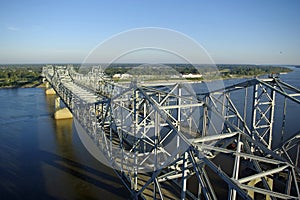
[0,62,299,66]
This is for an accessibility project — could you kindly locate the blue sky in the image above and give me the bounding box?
[0,0,299,64]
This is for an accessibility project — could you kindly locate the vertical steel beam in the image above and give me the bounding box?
[268,88,276,149]
[177,86,182,159]
[230,133,242,200]
[133,88,138,191]
[202,95,209,136]
[251,84,259,146]
[181,152,188,200]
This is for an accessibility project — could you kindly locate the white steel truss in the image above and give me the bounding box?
[42,65,300,200]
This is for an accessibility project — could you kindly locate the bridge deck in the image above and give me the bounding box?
[63,81,98,103]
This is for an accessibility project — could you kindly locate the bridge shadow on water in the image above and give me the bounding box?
[39,149,129,198]
[42,111,130,199]
[45,94,129,199]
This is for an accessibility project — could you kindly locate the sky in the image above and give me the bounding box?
[0,0,300,65]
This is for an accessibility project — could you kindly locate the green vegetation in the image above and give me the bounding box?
[218,65,292,77]
[0,65,43,88]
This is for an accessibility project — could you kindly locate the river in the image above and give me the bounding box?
[0,67,300,199]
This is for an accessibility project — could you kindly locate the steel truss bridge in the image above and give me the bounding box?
[42,65,300,200]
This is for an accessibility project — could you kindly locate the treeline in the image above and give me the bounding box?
[0,65,42,87]
[102,64,292,77]
[103,64,214,76]
[218,65,292,76]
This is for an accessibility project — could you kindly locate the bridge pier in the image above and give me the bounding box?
[45,82,56,95]
[45,88,56,95]
[54,107,73,120]
[54,97,73,120]
[45,82,73,120]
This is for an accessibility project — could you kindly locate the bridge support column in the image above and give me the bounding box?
[45,82,56,95]
[54,97,73,120]
[46,88,56,95]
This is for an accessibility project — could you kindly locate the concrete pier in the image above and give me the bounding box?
[54,97,73,120]
[45,88,56,95]
[45,82,56,95]
[54,107,73,120]
[45,87,73,119]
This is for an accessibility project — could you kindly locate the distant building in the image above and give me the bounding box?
[120,73,132,79]
[112,74,121,79]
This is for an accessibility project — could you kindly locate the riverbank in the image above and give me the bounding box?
[0,80,45,89]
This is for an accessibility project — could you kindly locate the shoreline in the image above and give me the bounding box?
[0,82,46,89]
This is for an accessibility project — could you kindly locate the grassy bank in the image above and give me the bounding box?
[0,65,43,88]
